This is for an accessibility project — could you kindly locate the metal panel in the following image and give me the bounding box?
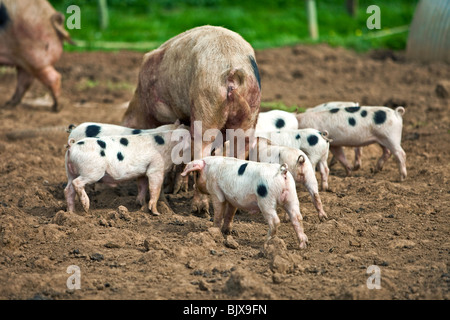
[406,0,450,63]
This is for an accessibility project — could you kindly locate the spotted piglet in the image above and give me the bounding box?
[251,137,327,221]
[64,128,188,215]
[256,128,331,190]
[306,101,359,112]
[181,156,308,249]
[67,121,180,143]
[255,109,298,132]
[296,106,407,181]
[66,120,187,196]
[305,101,362,170]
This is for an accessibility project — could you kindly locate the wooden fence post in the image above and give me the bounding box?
[98,0,109,30]
[306,0,319,40]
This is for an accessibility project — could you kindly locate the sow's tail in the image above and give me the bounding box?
[51,12,76,45]
[225,65,260,131]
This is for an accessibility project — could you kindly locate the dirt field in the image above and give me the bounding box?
[0,44,449,301]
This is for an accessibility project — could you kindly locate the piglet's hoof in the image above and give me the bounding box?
[140,205,160,216]
[191,204,210,218]
[157,201,175,215]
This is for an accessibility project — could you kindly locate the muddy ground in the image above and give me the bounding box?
[0,44,449,301]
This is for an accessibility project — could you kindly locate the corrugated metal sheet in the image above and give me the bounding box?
[406,0,450,63]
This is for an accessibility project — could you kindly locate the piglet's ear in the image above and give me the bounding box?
[181,160,205,176]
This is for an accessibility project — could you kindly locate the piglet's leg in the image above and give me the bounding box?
[146,170,164,216]
[330,146,352,176]
[136,177,148,206]
[260,207,281,242]
[210,195,226,229]
[221,202,238,235]
[317,157,330,191]
[72,176,95,213]
[311,192,327,221]
[379,141,407,182]
[353,147,363,171]
[5,67,34,107]
[394,148,407,182]
[302,165,328,220]
[374,145,391,173]
[283,202,308,249]
[64,180,77,213]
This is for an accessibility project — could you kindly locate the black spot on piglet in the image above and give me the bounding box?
[373,110,387,125]
[329,108,340,114]
[117,152,124,161]
[348,117,356,126]
[345,106,361,113]
[307,134,318,146]
[132,129,142,135]
[86,125,101,137]
[120,138,129,146]
[238,163,248,176]
[257,184,268,198]
[295,134,301,140]
[97,139,106,149]
[361,110,368,117]
[100,150,105,157]
[77,141,85,145]
[275,118,285,129]
[154,135,165,145]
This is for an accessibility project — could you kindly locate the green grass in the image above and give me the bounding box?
[50,0,419,52]
[261,101,306,113]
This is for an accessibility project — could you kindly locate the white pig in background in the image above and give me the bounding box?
[64,127,189,215]
[181,156,309,249]
[305,101,362,170]
[296,105,407,181]
[255,109,298,132]
[306,101,359,112]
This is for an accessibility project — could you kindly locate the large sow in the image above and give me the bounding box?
[122,25,262,157]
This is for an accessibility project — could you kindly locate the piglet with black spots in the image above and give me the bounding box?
[255,109,298,132]
[255,128,331,190]
[306,101,359,112]
[251,137,327,221]
[305,101,362,170]
[64,128,189,215]
[67,121,180,143]
[181,156,308,249]
[296,106,407,181]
